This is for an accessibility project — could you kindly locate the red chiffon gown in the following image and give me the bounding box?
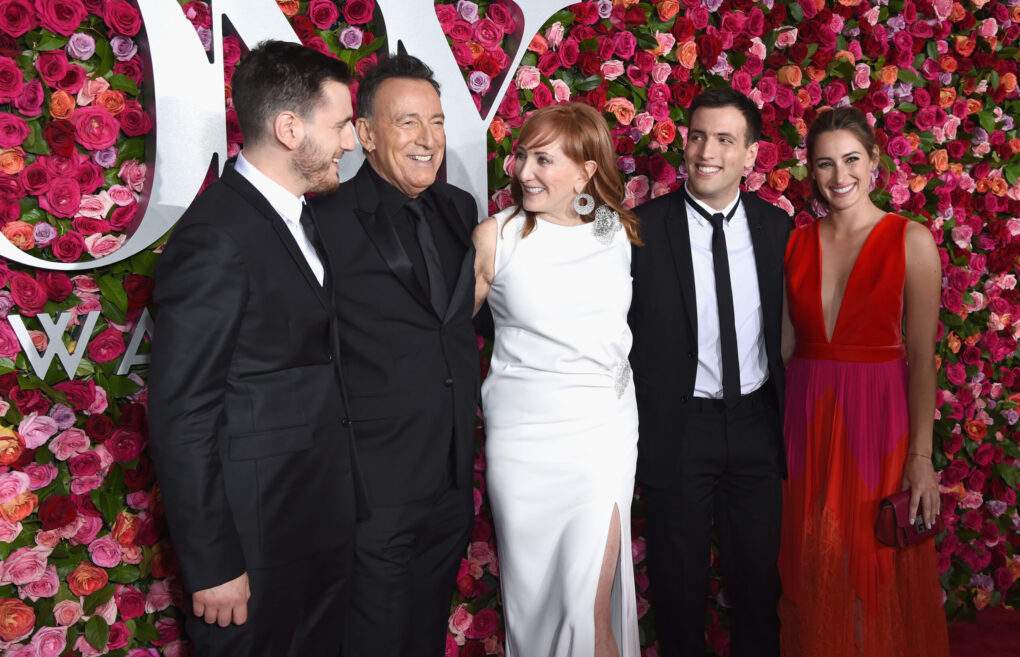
[779,213,950,657]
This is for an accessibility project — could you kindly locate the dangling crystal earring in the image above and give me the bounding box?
[573,192,595,215]
[592,204,622,245]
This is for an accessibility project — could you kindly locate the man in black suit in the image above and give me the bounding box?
[148,40,359,657]
[629,88,791,657]
[312,54,478,656]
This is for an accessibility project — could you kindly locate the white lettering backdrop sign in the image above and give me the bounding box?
[5,0,573,379]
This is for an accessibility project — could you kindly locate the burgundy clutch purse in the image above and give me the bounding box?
[875,490,944,547]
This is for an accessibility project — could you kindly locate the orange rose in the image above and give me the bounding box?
[527,33,548,55]
[0,429,23,466]
[49,90,75,120]
[1008,138,1020,155]
[0,599,34,642]
[985,35,997,51]
[604,97,635,126]
[677,40,698,69]
[929,149,949,173]
[946,332,961,354]
[938,87,956,107]
[909,175,928,193]
[67,563,109,597]
[768,168,790,192]
[657,0,681,21]
[466,40,484,61]
[0,492,37,523]
[964,332,981,346]
[938,55,958,72]
[906,133,922,150]
[1001,73,1018,94]
[489,116,506,143]
[989,178,1007,197]
[948,163,963,176]
[976,178,990,193]
[95,89,126,115]
[878,65,899,85]
[965,99,983,115]
[833,50,856,65]
[112,511,140,546]
[973,589,991,610]
[777,65,803,87]
[794,117,808,137]
[1009,556,1020,580]
[1,221,34,251]
[0,148,24,175]
[954,35,976,56]
[804,65,827,83]
[796,88,811,108]
[1013,5,1020,21]
[276,0,299,16]
[964,418,987,440]
[835,0,860,6]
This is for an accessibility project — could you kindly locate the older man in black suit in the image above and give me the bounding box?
[313,53,479,656]
[630,88,791,657]
[149,40,359,657]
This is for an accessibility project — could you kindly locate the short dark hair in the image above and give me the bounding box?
[688,88,763,145]
[232,40,352,146]
[356,53,441,121]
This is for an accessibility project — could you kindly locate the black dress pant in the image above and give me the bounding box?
[344,479,474,657]
[643,387,783,657]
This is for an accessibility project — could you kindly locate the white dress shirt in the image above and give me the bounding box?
[685,185,769,398]
[234,152,325,285]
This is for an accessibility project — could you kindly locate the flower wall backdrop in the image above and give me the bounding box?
[0,0,1017,655]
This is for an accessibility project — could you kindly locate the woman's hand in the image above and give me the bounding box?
[902,453,940,529]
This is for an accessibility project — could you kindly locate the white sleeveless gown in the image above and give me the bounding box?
[482,207,640,657]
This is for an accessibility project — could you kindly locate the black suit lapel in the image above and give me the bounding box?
[663,194,698,340]
[432,187,474,324]
[351,170,434,315]
[220,165,333,311]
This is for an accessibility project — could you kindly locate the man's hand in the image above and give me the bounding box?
[193,572,250,627]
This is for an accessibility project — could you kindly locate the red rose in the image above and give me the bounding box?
[68,451,101,476]
[42,120,76,157]
[109,202,137,230]
[114,585,145,619]
[76,159,105,194]
[532,83,553,109]
[39,175,81,219]
[306,0,339,29]
[85,414,115,441]
[56,62,85,93]
[87,327,126,363]
[137,516,164,549]
[537,51,560,78]
[9,386,48,414]
[38,494,77,530]
[120,402,146,430]
[465,607,498,639]
[123,457,154,491]
[0,598,34,642]
[671,16,694,42]
[118,100,151,137]
[0,56,22,100]
[36,271,72,302]
[754,141,778,172]
[474,53,500,78]
[585,84,607,111]
[72,106,119,150]
[54,380,96,410]
[0,33,17,57]
[696,34,722,66]
[36,0,87,37]
[51,230,85,262]
[613,31,637,59]
[0,113,28,148]
[8,272,47,316]
[107,428,145,462]
[123,274,154,309]
[67,562,108,597]
[487,3,515,32]
[113,56,143,84]
[496,85,520,119]
[34,49,68,88]
[104,0,140,35]
[577,50,600,77]
[341,0,374,25]
[290,14,315,42]
[0,0,36,37]
[72,216,112,235]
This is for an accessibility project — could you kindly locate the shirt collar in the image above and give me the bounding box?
[234,151,306,225]
[683,183,741,227]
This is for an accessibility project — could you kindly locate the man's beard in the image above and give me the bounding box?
[293,137,339,195]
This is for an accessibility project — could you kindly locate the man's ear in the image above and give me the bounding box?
[273,111,303,151]
[744,140,760,169]
[356,117,374,154]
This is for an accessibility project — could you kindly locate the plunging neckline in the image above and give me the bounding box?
[815,213,893,344]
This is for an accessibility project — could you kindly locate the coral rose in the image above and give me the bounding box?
[2,220,34,250]
[605,97,635,125]
[0,597,34,642]
[0,491,38,523]
[66,562,108,596]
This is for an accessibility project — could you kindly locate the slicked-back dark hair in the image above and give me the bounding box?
[232,39,352,146]
[356,53,441,121]
[688,88,763,146]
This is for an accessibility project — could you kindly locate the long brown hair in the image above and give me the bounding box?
[507,103,642,245]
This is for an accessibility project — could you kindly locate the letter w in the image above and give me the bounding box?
[8,312,101,379]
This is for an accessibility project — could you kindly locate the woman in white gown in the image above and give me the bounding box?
[473,103,641,657]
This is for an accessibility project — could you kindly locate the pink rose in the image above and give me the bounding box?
[14,78,44,117]
[600,59,625,81]
[18,413,59,449]
[0,545,50,585]
[0,321,20,359]
[70,513,102,545]
[52,599,83,626]
[613,31,637,59]
[88,534,122,568]
[75,75,109,105]
[50,428,90,460]
[115,584,145,619]
[21,564,59,601]
[550,79,570,103]
[473,17,502,49]
[86,385,108,414]
[84,232,126,258]
[76,191,113,218]
[435,3,456,32]
[107,621,130,650]
[0,470,30,504]
[117,159,146,192]
[514,65,540,90]
[448,604,472,634]
[0,518,22,542]
[532,83,552,108]
[71,106,119,150]
[30,625,66,657]
[23,463,57,489]
[145,579,173,613]
[162,640,189,657]
[852,63,871,90]
[74,635,104,657]
[36,0,87,36]
[634,112,655,136]
[107,184,135,206]
[625,175,650,200]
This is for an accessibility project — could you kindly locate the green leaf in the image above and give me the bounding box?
[23,119,49,156]
[1004,164,1020,186]
[361,34,386,57]
[789,3,804,21]
[995,464,1020,488]
[94,38,114,77]
[789,165,808,181]
[116,137,146,165]
[107,564,141,584]
[978,110,996,134]
[83,584,116,615]
[36,35,68,51]
[635,31,659,50]
[108,73,139,96]
[33,598,54,630]
[97,275,128,315]
[897,68,920,84]
[132,619,161,643]
[897,102,918,113]
[572,74,604,92]
[85,615,110,651]
[105,375,142,398]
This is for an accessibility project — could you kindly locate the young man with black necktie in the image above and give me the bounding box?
[629,88,791,657]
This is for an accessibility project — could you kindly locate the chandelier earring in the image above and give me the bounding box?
[573,192,595,216]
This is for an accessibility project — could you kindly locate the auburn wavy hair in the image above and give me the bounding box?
[507,103,642,245]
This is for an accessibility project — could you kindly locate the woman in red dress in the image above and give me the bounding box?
[778,107,950,656]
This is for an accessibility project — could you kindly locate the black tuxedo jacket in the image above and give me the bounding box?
[629,190,792,487]
[149,164,357,593]
[312,163,479,506]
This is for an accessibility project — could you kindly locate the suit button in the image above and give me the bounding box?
[326,353,333,362]
[680,395,688,403]
[341,418,351,427]
[686,351,694,360]
[444,378,453,387]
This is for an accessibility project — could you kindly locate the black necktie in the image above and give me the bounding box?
[299,202,327,287]
[684,191,741,407]
[406,197,448,318]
